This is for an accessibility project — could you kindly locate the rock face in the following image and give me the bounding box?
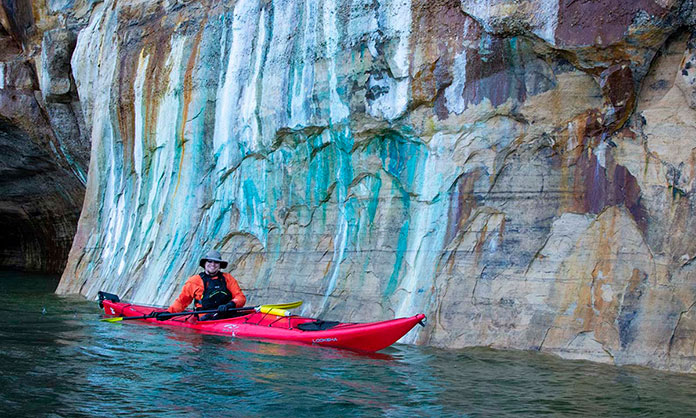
[49,0,696,372]
[0,0,89,272]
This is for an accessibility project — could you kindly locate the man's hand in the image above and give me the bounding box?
[217,302,237,313]
[147,311,168,321]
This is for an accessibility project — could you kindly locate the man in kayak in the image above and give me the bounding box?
[155,250,246,320]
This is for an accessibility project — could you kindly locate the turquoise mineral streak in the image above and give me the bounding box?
[368,132,428,196]
[241,177,264,232]
[385,218,410,297]
[366,175,382,226]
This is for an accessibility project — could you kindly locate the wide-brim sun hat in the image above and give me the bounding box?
[199,250,228,269]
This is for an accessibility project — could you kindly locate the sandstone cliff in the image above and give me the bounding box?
[4,0,695,372]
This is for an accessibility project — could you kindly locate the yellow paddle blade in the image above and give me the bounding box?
[260,301,302,310]
[100,316,126,322]
[257,306,291,316]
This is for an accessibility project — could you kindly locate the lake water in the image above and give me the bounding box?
[1,270,695,417]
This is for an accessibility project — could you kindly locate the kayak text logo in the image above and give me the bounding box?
[312,338,338,343]
[110,307,115,315]
[222,324,238,337]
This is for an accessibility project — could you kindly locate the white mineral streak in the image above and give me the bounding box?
[365,72,410,121]
[536,0,559,46]
[393,203,449,343]
[444,18,471,114]
[240,7,265,151]
[213,0,261,170]
[460,0,558,45]
[125,51,149,271]
[70,0,113,130]
[601,283,614,302]
[320,175,350,312]
[316,128,351,314]
[289,0,318,127]
[445,51,468,114]
[394,133,460,342]
[99,126,118,263]
[348,0,378,44]
[109,189,126,275]
[365,0,411,121]
[260,0,297,139]
[382,0,411,80]
[323,0,350,122]
[594,140,608,169]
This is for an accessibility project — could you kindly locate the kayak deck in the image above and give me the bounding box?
[100,298,425,352]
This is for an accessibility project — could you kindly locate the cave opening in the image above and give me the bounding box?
[0,118,83,273]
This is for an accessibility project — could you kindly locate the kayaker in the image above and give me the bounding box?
[154,250,246,320]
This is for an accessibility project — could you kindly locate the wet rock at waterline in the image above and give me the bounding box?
[4,0,696,373]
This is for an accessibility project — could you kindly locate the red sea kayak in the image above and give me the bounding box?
[98,292,425,352]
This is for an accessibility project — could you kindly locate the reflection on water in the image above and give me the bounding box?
[1,270,696,417]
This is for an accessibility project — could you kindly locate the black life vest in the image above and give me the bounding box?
[197,272,233,310]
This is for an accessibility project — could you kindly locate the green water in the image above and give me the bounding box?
[1,271,695,417]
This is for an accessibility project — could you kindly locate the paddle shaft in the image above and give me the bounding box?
[101,301,302,322]
[117,306,256,321]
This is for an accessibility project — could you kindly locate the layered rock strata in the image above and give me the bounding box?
[51,0,696,372]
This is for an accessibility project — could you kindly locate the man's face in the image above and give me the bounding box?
[205,260,221,275]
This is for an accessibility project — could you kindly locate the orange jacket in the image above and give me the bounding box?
[168,272,246,313]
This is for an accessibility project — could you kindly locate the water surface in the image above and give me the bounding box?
[1,271,695,417]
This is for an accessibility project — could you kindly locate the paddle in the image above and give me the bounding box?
[101,300,303,322]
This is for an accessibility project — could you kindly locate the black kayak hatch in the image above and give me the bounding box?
[297,320,340,331]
